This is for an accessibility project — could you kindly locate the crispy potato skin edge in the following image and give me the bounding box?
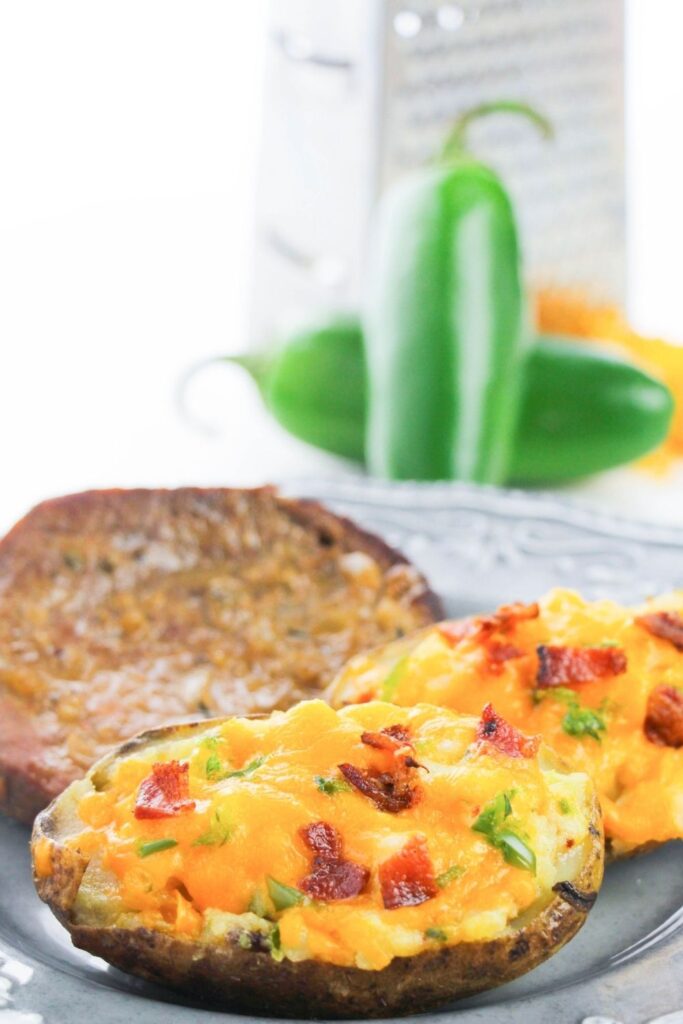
[32,719,604,1019]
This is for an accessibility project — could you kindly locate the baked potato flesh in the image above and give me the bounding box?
[329,588,683,858]
[33,700,603,1018]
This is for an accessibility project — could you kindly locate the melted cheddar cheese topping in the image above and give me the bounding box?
[331,589,683,855]
[63,700,594,970]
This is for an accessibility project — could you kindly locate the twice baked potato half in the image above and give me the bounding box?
[329,588,683,859]
[0,486,441,825]
[33,700,602,1019]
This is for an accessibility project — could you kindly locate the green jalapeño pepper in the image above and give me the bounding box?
[364,102,552,483]
[203,318,673,484]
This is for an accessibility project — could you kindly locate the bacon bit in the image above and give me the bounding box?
[476,704,540,759]
[381,724,411,744]
[644,685,683,748]
[637,611,683,651]
[438,620,478,646]
[338,763,419,813]
[134,761,195,820]
[487,642,524,663]
[361,728,407,752]
[299,821,369,902]
[361,724,426,772]
[301,820,343,859]
[379,836,438,910]
[484,641,526,674]
[439,602,539,650]
[496,602,540,630]
[536,645,627,688]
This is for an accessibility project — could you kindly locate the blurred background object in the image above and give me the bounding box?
[1,0,683,533]
[251,0,626,344]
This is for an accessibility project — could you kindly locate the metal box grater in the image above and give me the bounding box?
[250,0,625,345]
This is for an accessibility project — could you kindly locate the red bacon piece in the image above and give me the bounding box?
[536,645,627,688]
[438,620,478,647]
[637,611,683,651]
[299,821,369,902]
[361,724,412,753]
[338,763,418,813]
[300,857,369,902]
[134,760,195,820]
[644,685,683,748]
[439,602,540,649]
[300,820,343,860]
[360,724,426,775]
[477,704,540,759]
[379,836,438,910]
[485,641,525,674]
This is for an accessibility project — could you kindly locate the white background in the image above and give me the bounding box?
[1,0,682,534]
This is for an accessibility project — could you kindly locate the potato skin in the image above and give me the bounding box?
[1,486,442,825]
[32,721,604,1020]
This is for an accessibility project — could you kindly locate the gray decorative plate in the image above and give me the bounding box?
[2,480,682,1024]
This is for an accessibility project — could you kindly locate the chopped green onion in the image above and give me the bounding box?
[192,809,232,847]
[558,798,572,815]
[315,775,352,796]
[380,656,409,702]
[537,686,608,743]
[138,838,178,858]
[269,924,284,961]
[471,792,536,874]
[223,756,266,780]
[248,890,268,918]
[562,704,606,742]
[205,752,222,779]
[436,865,464,889]
[267,876,305,911]
[425,927,448,942]
[472,791,513,838]
[496,831,537,873]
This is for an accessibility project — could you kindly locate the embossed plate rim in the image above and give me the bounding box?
[1,478,682,1024]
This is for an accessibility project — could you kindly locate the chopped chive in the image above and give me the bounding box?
[223,756,265,780]
[425,927,448,942]
[138,838,178,858]
[248,890,268,918]
[205,752,222,779]
[315,775,352,796]
[496,831,537,873]
[562,704,606,742]
[472,791,513,839]
[436,865,464,889]
[269,924,284,961]
[471,792,536,874]
[267,876,305,911]
[558,798,572,815]
[192,809,232,847]
[380,656,409,702]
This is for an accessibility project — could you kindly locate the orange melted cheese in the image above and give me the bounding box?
[332,589,683,855]
[67,700,593,970]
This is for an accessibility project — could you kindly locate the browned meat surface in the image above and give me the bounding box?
[0,487,441,823]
